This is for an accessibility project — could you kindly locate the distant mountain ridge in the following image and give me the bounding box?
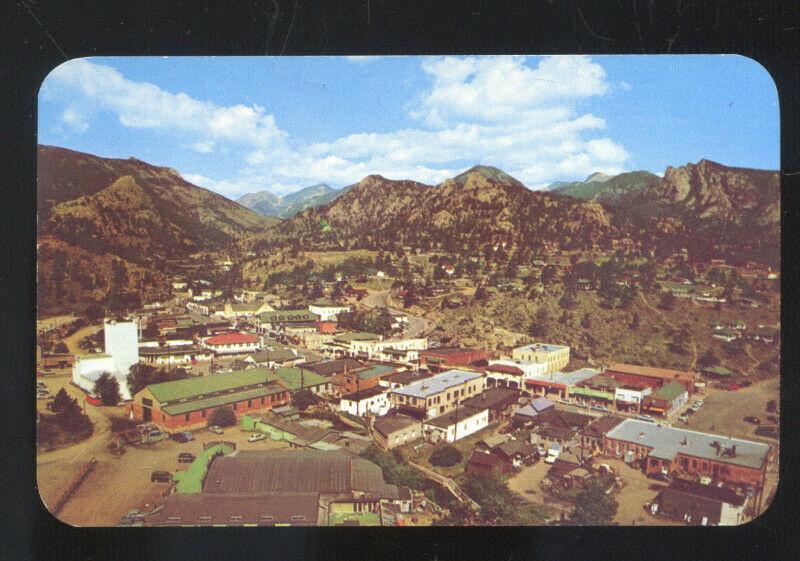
[238,183,346,218]
[550,170,659,204]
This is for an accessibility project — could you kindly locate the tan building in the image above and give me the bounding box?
[372,415,423,449]
[511,343,570,373]
[389,369,486,419]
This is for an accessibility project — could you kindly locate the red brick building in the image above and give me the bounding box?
[603,419,772,490]
[129,369,290,432]
[604,363,696,394]
[419,347,490,372]
[333,364,398,395]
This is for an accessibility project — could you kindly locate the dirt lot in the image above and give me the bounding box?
[601,458,682,526]
[507,460,560,505]
[36,369,295,526]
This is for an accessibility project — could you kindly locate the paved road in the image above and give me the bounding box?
[360,289,430,338]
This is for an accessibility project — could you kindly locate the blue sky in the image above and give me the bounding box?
[38,55,779,198]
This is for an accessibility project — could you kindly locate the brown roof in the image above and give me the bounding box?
[484,363,524,376]
[203,449,399,499]
[304,358,366,377]
[340,386,387,402]
[462,386,520,411]
[145,492,322,526]
[607,363,695,382]
[382,370,434,386]
[373,415,420,438]
[581,415,625,438]
[467,450,507,469]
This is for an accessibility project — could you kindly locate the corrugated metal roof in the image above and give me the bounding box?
[147,369,278,403]
[271,367,328,390]
[650,381,688,402]
[392,369,482,399]
[203,449,399,499]
[161,382,285,416]
[606,419,771,470]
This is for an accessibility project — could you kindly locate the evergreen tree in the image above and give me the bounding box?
[93,373,121,406]
[569,478,618,525]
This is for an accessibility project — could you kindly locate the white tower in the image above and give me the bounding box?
[104,318,139,400]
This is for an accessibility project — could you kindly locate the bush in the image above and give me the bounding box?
[93,373,121,406]
[428,444,463,468]
[209,405,237,427]
[292,389,319,411]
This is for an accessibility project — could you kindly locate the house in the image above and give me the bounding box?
[523,368,600,400]
[304,358,367,380]
[222,299,274,319]
[466,449,508,477]
[333,364,398,395]
[372,414,422,449]
[422,406,489,443]
[484,361,544,390]
[419,347,491,372]
[603,363,696,395]
[649,479,747,526]
[571,374,620,408]
[390,369,486,420]
[243,344,303,369]
[201,332,261,355]
[511,343,570,373]
[614,385,652,414]
[308,300,351,322]
[379,370,435,390]
[256,310,321,336]
[579,415,624,456]
[317,321,337,334]
[348,337,429,365]
[527,409,594,444]
[492,438,538,469]
[146,449,401,526]
[512,396,555,427]
[138,344,214,366]
[713,329,738,343]
[603,419,773,489]
[129,369,290,432]
[340,386,390,417]
[641,381,689,417]
[461,386,520,422]
[322,332,382,357]
[270,366,333,396]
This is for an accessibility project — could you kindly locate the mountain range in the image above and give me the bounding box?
[36,144,780,312]
[237,184,346,218]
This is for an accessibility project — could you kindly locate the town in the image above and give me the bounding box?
[36,249,780,527]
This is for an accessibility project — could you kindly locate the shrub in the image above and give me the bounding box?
[93,373,121,406]
[428,444,463,468]
[209,405,237,427]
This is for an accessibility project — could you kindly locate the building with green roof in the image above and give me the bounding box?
[641,381,689,417]
[129,369,292,433]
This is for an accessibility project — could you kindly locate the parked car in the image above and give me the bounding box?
[170,432,194,443]
[678,415,689,424]
[247,433,267,442]
[178,452,196,463]
[647,472,671,483]
[744,416,761,425]
[150,470,172,483]
[208,425,224,435]
[85,395,102,406]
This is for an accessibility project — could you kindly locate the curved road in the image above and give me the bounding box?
[360,289,430,338]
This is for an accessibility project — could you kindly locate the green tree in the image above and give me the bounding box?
[53,342,69,354]
[697,349,719,368]
[93,373,121,406]
[569,478,618,525]
[50,388,73,414]
[428,445,463,468]
[292,389,318,411]
[209,405,237,427]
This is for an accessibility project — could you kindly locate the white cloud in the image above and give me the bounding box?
[46,56,632,197]
[60,107,88,132]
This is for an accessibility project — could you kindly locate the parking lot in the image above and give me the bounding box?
[36,369,295,526]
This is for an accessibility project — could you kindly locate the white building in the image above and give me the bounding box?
[423,406,489,443]
[71,354,117,396]
[511,343,570,373]
[71,318,139,400]
[339,386,390,417]
[201,332,261,355]
[485,359,548,389]
[614,385,652,412]
[349,337,428,364]
[308,301,351,322]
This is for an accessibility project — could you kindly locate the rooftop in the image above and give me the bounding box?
[606,363,695,382]
[138,345,207,356]
[606,419,772,470]
[353,364,396,380]
[649,381,688,402]
[204,332,260,346]
[161,382,286,416]
[145,368,278,403]
[258,310,320,323]
[392,369,483,399]
[333,332,381,344]
[203,449,399,499]
[373,415,420,438]
[514,342,569,354]
[423,405,487,429]
[304,358,366,377]
[340,386,387,402]
[270,367,329,391]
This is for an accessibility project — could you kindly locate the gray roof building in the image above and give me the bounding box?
[605,419,771,470]
[392,369,482,399]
